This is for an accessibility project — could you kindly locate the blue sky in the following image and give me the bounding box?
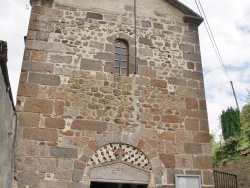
[0,0,249,137]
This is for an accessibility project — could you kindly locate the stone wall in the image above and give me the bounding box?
[15,0,214,187]
[214,157,250,188]
[0,40,16,188]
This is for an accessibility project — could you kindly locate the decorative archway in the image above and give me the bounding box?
[88,143,152,185]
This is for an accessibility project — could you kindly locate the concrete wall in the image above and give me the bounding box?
[0,41,16,188]
[15,0,213,187]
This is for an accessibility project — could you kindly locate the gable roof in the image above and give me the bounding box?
[166,0,203,25]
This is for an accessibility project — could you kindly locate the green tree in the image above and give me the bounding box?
[210,133,220,164]
[220,107,241,140]
[240,90,250,147]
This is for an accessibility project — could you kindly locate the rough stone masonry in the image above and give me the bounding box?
[14,0,214,187]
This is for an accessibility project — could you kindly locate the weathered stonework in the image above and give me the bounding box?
[15,0,213,187]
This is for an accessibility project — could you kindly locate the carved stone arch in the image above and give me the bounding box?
[86,143,153,185]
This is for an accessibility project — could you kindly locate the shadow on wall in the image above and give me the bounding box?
[0,40,17,188]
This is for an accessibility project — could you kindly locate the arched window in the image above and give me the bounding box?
[114,39,129,75]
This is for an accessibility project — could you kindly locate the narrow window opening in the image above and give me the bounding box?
[114,39,129,75]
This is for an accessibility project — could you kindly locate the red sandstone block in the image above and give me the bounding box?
[45,118,65,129]
[22,61,53,73]
[146,139,165,151]
[185,170,201,176]
[19,72,28,83]
[199,99,207,110]
[55,100,64,115]
[160,153,175,168]
[30,13,38,21]
[200,119,209,132]
[185,118,199,131]
[175,154,193,169]
[193,155,212,169]
[30,50,47,62]
[59,130,74,136]
[24,98,53,114]
[194,131,210,143]
[150,108,163,114]
[23,49,31,60]
[139,129,159,139]
[32,6,45,14]
[203,170,214,185]
[29,21,52,32]
[183,70,203,81]
[74,160,86,170]
[186,97,198,109]
[180,109,208,119]
[175,129,194,143]
[62,137,89,148]
[79,154,89,163]
[166,77,187,86]
[137,139,146,150]
[17,83,39,97]
[88,140,98,152]
[161,115,182,123]
[184,143,203,154]
[72,120,107,132]
[147,150,158,159]
[187,80,199,88]
[159,131,175,141]
[151,79,167,88]
[153,115,160,121]
[26,30,37,40]
[138,66,156,78]
[18,112,40,128]
[23,128,58,141]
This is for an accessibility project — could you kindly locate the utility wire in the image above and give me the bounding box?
[195,0,240,109]
[195,0,230,81]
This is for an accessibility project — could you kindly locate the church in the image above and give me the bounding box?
[14,0,214,187]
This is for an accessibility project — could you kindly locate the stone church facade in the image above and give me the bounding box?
[15,0,214,187]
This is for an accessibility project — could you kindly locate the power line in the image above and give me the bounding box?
[195,0,230,81]
[195,0,240,109]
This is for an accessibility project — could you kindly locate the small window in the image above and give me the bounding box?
[114,39,128,75]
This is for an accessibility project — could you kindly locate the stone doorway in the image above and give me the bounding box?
[90,182,147,188]
[88,144,152,187]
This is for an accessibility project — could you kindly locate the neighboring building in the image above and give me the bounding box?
[0,40,16,188]
[15,0,214,187]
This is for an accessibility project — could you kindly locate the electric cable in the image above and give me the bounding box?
[195,0,240,109]
[195,0,230,81]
